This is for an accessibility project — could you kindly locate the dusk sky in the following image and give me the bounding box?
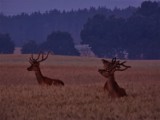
[0,0,158,15]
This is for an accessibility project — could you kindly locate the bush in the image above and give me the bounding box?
[0,33,15,54]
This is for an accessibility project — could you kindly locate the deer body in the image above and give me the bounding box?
[100,70,126,98]
[27,52,64,86]
[107,74,127,98]
[98,58,130,98]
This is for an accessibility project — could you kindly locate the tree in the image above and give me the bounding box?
[0,33,15,54]
[81,14,126,58]
[0,7,135,46]
[124,1,160,59]
[21,40,39,54]
[40,31,80,56]
[136,1,159,17]
[81,1,160,59]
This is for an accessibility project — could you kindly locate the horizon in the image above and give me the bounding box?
[0,0,157,16]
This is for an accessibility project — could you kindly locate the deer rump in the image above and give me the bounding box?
[41,76,64,86]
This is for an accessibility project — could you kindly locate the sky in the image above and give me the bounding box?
[0,0,158,15]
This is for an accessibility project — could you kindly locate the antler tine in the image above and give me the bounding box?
[113,60,131,72]
[107,58,131,73]
[43,51,50,60]
[29,53,34,62]
[112,57,116,63]
[119,61,131,68]
[115,66,131,71]
[38,51,50,62]
[29,59,33,64]
[29,53,36,64]
[35,53,41,61]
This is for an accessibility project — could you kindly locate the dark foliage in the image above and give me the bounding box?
[81,15,125,58]
[39,31,80,56]
[0,7,136,46]
[81,1,160,59]
[0,33,15,54]
[21,40,39,54]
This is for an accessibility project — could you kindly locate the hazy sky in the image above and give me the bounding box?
[0,0,158,15]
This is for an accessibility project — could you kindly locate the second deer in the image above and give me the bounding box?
[27,52,64,86]
[98,58,131,98]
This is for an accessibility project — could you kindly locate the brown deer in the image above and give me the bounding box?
[98,58,131,98]
[27,52,64,86]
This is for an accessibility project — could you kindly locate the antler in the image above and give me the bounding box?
[102,58,118,70]
[109,58,131,73]
[101,57,131,73]
[29,52,50,63]
[111,57,117,64]
[38,52,50,62]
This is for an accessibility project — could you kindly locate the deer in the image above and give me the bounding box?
[27,52,64,86]
[98,57,131,98]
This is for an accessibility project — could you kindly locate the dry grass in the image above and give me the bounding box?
[0,54,160,120]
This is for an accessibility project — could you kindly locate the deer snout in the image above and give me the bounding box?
[98,69,105,74]
[98,69,110,78]
[27,67,32,71]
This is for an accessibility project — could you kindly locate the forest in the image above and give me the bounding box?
[0,1,160,59]
[0,5,136,46]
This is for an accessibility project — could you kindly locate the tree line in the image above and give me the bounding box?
[81,1,160,59]
[0,31,79,56]
[0,6,136,46]
[0,1,160,59]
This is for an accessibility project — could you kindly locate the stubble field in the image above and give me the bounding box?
[0,54,160,120]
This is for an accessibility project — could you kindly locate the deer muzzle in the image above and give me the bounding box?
[27,67,32,71]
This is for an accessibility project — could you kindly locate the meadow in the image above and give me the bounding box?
[0,54,160,120]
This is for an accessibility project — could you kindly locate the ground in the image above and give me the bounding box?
[0,55,160,120]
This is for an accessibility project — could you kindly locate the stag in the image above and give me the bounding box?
[27,52,64,86]
[98,57,131,98]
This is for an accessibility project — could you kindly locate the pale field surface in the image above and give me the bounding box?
[0,54,160,120]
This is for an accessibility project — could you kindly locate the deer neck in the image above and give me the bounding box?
[34,68,44,83]
[107,73,115,81]
[107,73,120,91]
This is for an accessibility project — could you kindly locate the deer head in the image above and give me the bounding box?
[27,52,50,71]
[98,57,131,78]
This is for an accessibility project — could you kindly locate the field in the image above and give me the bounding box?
[0,54,160,120]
